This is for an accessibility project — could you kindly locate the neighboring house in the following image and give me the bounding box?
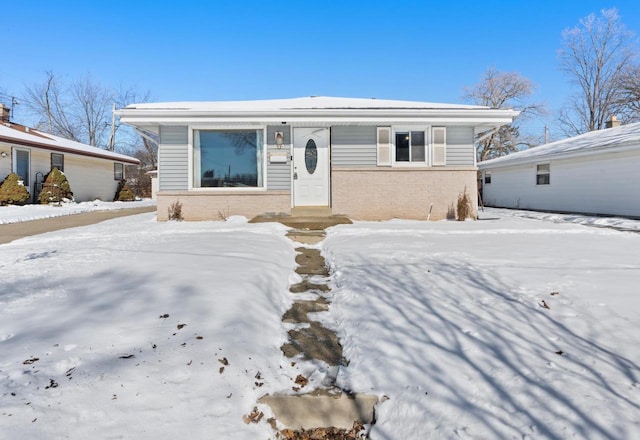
[478,120,640,218]
[117,96,517,221]
[0,105,140,202]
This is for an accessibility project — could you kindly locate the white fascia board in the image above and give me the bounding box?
[119,114,517,128]
[478,143,640,170]
[117,108,518,120]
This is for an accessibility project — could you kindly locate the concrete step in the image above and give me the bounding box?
[286,229,325,245]
[250,214,352,230]
[259,389,379,430]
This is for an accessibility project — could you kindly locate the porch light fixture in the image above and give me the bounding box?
[275,131,284,149]
[1,151,7,158]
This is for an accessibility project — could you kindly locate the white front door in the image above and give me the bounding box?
[293,127,330,206]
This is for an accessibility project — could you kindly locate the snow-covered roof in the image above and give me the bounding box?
[117,96,519,133]
[0,123,140,165]
[478,122,640,169]
[123,96,490,111]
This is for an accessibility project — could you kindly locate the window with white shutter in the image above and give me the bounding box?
[377,127,391,166]
[432,127,446,166]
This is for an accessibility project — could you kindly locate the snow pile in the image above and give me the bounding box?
[0,215,299,439]
[322,215,640,439]
[0,199,156,225]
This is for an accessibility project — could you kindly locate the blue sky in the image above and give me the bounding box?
[3,1,640,141]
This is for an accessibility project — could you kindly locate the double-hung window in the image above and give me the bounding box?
[536,163,550,185]
[484,171,492,184]
[51,153,64,172]
[395,131,426,163]
[114,163,124,181]
[193,129,264,188]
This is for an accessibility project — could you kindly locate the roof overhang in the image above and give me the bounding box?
[116,107,519,135]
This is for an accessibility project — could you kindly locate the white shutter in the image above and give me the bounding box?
[377,127,391,166]
[432,127,446,166]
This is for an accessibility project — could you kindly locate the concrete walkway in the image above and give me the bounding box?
[0,206,156,245]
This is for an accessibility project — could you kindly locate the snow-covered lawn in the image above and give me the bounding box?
[0,199,156,225]
[323,208,640,439]
[1,208,639,439]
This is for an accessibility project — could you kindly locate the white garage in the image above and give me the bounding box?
[478,122,640,218]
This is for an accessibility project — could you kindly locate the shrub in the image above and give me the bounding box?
[168,200,183,221]
[114,180,136,201]
[456,187,473,221]
[0,173,30,205]
[38,167,73,204]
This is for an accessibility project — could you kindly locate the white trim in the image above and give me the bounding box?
[188,125,267,192]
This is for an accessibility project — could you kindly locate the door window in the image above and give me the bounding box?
[305,139,318,174]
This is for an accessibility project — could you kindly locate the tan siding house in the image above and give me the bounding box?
[0,109,140,202]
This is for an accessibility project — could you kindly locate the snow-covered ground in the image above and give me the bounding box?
[1,208,639,439]
[0,199,156,225]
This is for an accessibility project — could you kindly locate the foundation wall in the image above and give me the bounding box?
[157,191,291,221]
[331,167,478,220]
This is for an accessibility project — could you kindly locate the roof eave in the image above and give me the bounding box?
[478,142,640,169]
[117,108,519,129]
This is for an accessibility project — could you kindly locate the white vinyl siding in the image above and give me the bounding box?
[376,127,392,166]
[432,127,446,166]
[331,126,377,166]
[159,126,189,191]
[481,150,640,217]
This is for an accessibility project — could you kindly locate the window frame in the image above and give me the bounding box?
[114,163,124,181]
[536,163,550,185]
[189,125,267,191]
[484,171,492,184]
[51,153,64,172]
[392,126,430,166]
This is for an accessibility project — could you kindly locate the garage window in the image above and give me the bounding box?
[536,163,550,185]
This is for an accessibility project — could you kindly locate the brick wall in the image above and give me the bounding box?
[331,167,478,220]
[157,191,291,221]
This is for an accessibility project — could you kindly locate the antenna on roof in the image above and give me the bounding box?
[10,96,19,121]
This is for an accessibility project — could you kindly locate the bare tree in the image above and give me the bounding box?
[617,65,640,120]
[463,68,544,162]
[113,86,157,167]
[558,8,637,135]
[72,74,112,147]
[23,73,154,157]
[24,72,79,141]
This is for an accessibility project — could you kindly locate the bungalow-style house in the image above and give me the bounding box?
[117,96,517,221]
[478,119,640,218]
[0,104,140,202]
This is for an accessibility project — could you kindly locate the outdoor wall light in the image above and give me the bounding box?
[1,151,7,158]
[275,131,284,149]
